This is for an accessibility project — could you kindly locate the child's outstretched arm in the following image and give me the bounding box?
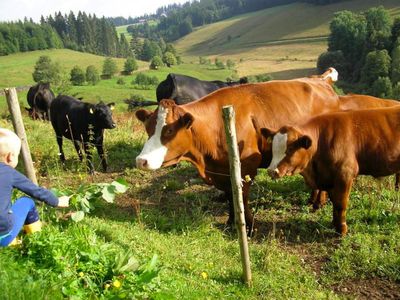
[10,166,60,207]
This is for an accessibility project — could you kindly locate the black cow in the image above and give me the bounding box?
[50,95,116,173]
[126,73,248,107]
[26,83,55,120]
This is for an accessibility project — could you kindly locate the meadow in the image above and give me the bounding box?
[0,49,399,299]
[2,0,400,296]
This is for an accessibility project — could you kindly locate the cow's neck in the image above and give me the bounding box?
[181,103,228,182]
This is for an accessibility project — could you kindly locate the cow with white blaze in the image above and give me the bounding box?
[135,73,341,233]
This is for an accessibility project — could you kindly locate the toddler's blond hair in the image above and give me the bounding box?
[0,128,21,160]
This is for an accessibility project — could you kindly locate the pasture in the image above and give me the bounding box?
[0,50,400,299]
[174,0,400,78]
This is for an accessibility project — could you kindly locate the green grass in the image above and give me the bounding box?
[0,98,399,298]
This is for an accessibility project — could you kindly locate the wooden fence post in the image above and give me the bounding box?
[4,87,38,184]
[222,105,252,287]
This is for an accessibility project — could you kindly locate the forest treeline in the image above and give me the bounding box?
[0,12,130,57]
[317,6,400,98]
[111,0,344,41]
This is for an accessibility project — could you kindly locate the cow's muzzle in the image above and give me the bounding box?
[267,168,281,179]
[136,157,149,170]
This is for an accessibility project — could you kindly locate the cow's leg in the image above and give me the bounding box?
[83,142,94,174]
[395,173,400,191]
[56,135,65,162]
[242,181,254,235]
[309,189,328,211]
[328,180,352,236]
[95,139,107,172]
[73,140,83,161]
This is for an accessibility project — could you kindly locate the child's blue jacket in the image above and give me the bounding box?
[0,162,58,236]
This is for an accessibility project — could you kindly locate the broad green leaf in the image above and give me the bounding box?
[101,185,116,203]
[111,179,129,193]
[71,211,85,222]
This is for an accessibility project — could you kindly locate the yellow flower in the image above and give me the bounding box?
[78,272,84,277]
[244,175,251,183]
[201,272,208,279]
[113,280,122,288]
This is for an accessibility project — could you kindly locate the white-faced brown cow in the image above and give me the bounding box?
[264,106,400,235]
[309,94,400,210]
[135,72,341,232]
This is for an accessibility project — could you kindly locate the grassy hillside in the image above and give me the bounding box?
[0,49,234,111]
[0,49,147,89]
[175,0,400,78]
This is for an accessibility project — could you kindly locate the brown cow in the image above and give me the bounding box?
[310,94,400,210]
[263,106,400,235]
[135,74,340,232]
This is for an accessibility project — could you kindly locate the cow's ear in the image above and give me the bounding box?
[294,135,312,150]
[260,127,276,144]
[107,102,115,110]
[181,112,194,129]
[136,109,152,123]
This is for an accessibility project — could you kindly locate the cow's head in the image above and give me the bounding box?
[91,102,116,129]
[135,99,194,170]
[262,126,313,179]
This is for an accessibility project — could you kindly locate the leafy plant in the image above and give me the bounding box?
[52,178,129,222]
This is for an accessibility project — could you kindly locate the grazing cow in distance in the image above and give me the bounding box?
[263,106,400,235]
[26,83,55,120]
[126,73,248,107]
[50,95,116,174]
[134,73,340,233]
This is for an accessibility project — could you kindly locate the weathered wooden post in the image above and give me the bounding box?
[4,87,38,184]
[222,105,252,286]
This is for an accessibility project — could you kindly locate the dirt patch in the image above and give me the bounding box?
[332,278,400,300]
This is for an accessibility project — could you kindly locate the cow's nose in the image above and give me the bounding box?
[111,123,116,128]
[267,168,280,179]
[136,157,148,169]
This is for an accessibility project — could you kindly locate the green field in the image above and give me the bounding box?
[116,25,132,43]
[175,0,400,78]
[1,1,400,298]
[0,49,234,110]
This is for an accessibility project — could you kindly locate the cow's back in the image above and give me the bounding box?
[339,94,399,110]
[50,95,88,136]
[305,107,400,177]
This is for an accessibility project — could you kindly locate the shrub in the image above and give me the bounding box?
[163,52,177,67]
[32,55,62,84]
[214,58,225,69]
[124,57,138,75]
[86,65,100,85]
[117,78,125,85]
[70,65,85,86]
[226,59,235,70]
[102,57,118,78]
[150,56,163,70]
[132,73,159,89]
[246,73,273,83]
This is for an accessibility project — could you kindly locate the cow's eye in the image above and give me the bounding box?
[165,128,173,136]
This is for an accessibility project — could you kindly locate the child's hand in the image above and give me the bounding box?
[57,195,70,208]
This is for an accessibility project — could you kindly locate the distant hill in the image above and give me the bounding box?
[174,0,400,79]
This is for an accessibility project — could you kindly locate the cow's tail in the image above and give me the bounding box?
[124,99,158,108]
